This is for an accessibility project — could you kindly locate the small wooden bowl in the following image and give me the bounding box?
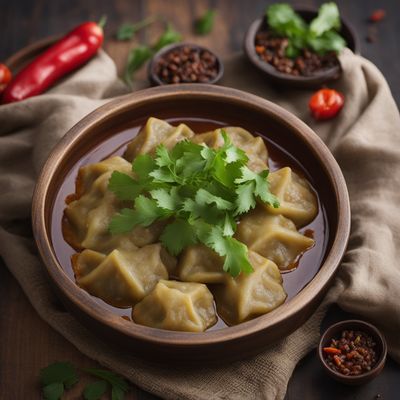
[243,9,359,89]
[318,320,387,385]
[32,84,350,363]
[148,42,224,86]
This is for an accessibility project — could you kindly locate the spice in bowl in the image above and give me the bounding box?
[255,3,346,77]
[323,329,378,376]
[151,44,222,85]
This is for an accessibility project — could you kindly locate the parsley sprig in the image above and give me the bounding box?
[108,130,279,277]
[266,2,346,58]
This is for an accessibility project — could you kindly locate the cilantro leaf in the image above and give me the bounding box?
[267,4,307,39]
[195,10,216,35]
[84,368,129,393]
[83,380,109,400]
[124,46,153,86]
[222,213,236,236]
[153,24,182,51]
[309,2,341,36]
[117,16,157,41]
[43,382,64,400]
[195,188,234,210]
[160,219,198,255]
[307,30,346,55]
[155,144,173,167]
[108,171,142,200]
[132,154,157,179]
[235,181,256,215]
[112,386,126,400]
[40,362,77,387]
[204,227,253,277]
[150,187,182,211]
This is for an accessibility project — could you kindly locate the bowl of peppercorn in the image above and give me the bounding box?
[318,320,387,385]
[243,4,359,88]
[148,43,224,86]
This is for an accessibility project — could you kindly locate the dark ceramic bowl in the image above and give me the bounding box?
[318,320,387,385]
[243,9,359,89]
[148,42,224,86]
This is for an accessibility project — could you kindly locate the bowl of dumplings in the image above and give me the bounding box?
[32,84,350,363]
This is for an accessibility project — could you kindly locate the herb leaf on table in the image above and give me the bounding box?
[83,380,109,400]
[195,10,216,35]
[117,16,158,40]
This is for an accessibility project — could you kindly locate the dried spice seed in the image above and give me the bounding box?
[323,329,378,376]
[155,46,219,84]
[254,31,339,77]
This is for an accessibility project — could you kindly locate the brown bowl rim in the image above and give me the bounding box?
[243,8,359,86]
[147,42,224,86]
[318,319,388,382]
[32,84,351,348]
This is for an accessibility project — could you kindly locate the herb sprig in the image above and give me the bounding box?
[116,16,158,40]
[195,10,216,35]
[266,2,346,58]
[108,130,279,277]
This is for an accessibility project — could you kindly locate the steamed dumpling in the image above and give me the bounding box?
[124,117,194,161]
[132,280,217,332]
[213,251,286,325]
[178,244,227,283]
[72,244,171,307]
[266,167,318,227]
[235,207,314,270]
[192,127,268,172]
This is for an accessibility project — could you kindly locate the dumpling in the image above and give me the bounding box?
[235,207,314,270]
[265,167,318,227]
[64,164,164,252]
[178,244,227,283]
[124,117,194,161]
[132,280,217,332]
[192,127,268,172]
[72,243,170,307]
[213,251,287,325]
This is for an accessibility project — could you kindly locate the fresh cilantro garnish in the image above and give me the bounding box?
[195,10,216,35]
[266,2,346,58]
[84,368,129,399]
[83,380,108,400]
[40,362,78,400]
[108,129,279,277]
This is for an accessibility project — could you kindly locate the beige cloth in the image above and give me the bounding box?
[0,48,399,400]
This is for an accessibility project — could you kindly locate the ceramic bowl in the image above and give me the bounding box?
[243,9,359,89]
[318,320,387,385]
[32,84,350,363]
[148,42,224,86]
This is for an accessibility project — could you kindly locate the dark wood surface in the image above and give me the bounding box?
[0,0,399,399]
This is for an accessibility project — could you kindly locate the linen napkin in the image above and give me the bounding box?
[1,47,399,400]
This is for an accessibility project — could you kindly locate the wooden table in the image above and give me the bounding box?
[1,1,399,399]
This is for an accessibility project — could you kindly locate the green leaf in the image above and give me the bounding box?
[42,382,64,400]
[40,362,77,387]
[149,168,176,183]
[117,16,157,41]
[204,227,253,277]
[132,154,157,179]
[222,213,236,236]
[150,187,182,211]
[195,10,216,35]
[155,144,173,167]
[195,188,234,210]
[124,46,153,85]
[83,380,109,400]
[310,2,341,36]
[84,368,129,393]
[112,386,125,400]
[108,171,143,200]
[153,24,182,51]
[307,30,346,55]
[235,181,256,215]
[160,219,198,255]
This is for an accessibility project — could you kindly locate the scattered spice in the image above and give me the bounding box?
[323,329,378,376]
[154,45,219,84]
[369,9,386,23]
[255,31,339,77]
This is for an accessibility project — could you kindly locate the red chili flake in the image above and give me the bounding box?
[369,9,386,23]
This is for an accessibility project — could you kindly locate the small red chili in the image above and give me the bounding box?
[309,88,344,121]
[369,9,386,23]
[0,64,12,93]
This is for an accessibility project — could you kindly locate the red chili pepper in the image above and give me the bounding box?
[1,20,105,104]
[369,9,386,23]
[309,88,344,121]
[0,64,12,94]
[323,347,342,355]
